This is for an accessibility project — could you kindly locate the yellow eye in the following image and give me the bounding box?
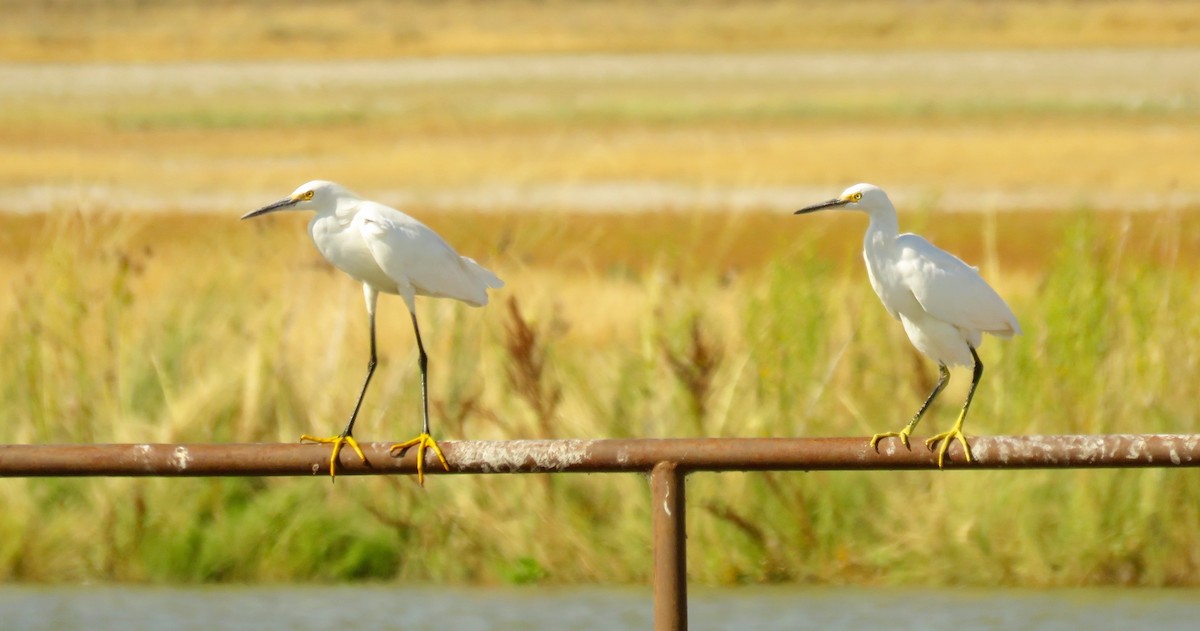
[852,192,863,202]
[303,190,315,200]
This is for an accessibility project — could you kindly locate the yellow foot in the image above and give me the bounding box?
[869,427,913,452]
[924,426,973,469]
[300,433,366,479]
[388,432,450,487]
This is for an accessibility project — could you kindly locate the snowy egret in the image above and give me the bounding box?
[794,183,1021,467]
[242,180,503,482]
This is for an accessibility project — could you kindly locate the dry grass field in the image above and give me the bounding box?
[2,0,1199,585]
[2,0,1198,62]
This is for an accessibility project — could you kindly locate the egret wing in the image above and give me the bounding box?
[357,202,498,307]
[894,233,1022,337]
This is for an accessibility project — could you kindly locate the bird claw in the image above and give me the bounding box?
[389,433,450,486]
[924,426,973,469]
[301,433,367,480]
[869,429,912,452]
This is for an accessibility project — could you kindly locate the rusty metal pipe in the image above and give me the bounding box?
[2,435,1199,477]
[651,461,687,631]
[5,434,1199,631]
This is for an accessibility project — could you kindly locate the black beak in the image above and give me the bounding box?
[794,198,848,215]
[241,197,297,220]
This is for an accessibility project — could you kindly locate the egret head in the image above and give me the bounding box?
[794,183,892,216]
[241,180,353,219]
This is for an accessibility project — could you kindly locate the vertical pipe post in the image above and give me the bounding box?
[651,461,687,631]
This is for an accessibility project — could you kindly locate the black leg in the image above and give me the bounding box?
[410,310,430,436]
[923,345,984,467]
[959,345,984,423]
[903,363,951,435]
[386,307,449,485]
[339,310,378,438]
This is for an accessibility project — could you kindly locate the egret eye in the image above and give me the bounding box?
[303,190,315,200]
[852,192,863,202]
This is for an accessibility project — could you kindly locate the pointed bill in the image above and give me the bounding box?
[794,198,849,215]
[241,197,298,220]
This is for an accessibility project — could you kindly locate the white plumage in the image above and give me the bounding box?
[298,181,502,310]
[796,183,1021,467]
[243,180,503,482]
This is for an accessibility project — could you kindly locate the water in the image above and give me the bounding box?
[0,584,1196,631]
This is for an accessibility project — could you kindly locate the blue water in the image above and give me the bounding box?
[0,584,1196,631]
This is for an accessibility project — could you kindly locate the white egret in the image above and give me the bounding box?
[795,183,1021,467]
[243,180,503,482]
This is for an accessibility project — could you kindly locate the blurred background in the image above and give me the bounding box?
[1,0,1199,623]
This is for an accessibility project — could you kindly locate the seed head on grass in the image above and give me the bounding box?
[502,297,562,437]
[661,315,722,433]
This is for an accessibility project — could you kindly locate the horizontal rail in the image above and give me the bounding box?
[1,434,1199,477]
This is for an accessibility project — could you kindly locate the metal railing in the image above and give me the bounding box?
[3,434,1200,631]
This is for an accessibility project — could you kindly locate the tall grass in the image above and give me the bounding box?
[1,206,1199,586]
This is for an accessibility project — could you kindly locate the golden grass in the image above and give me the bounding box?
[4,113,1199,214]
[3,207,1200,585]
[2,0,1198,62]
[4,206,1196,283]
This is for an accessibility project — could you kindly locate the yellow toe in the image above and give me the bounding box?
[924,427,972,469]
[869,428,912,452]
[389,433,450,486]
[301,433,367,479]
